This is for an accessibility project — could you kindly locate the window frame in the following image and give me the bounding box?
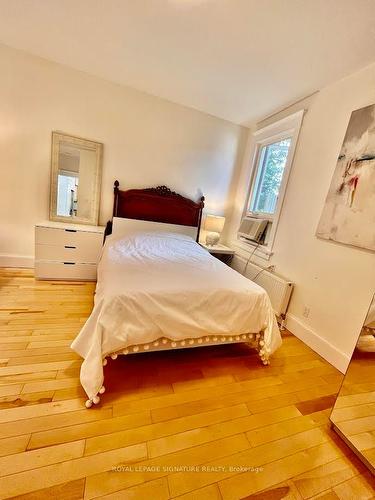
[246,132,293,220]
[239,110,304,259]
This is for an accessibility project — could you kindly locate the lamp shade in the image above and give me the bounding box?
[204,214,225,233]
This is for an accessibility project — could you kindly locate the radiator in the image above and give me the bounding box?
[232,257,294,318]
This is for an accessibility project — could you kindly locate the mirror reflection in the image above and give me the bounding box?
[50,133,102,225]
[330,294,375,474]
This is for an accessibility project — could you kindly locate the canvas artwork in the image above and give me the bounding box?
[316,104,375,252]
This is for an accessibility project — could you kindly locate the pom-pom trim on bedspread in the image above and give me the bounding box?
[84,331,270,408]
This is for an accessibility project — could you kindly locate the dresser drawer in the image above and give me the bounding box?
[35,261,97,281]
[35,226,103,247]
[35,243,102,264]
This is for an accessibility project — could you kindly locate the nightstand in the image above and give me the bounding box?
[200,242,234,265]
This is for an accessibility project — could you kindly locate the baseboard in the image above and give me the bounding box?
[286,313,350,373]
[0,254,34,268]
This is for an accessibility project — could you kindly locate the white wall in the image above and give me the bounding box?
[0,44,246,264]
[228,63,375,372]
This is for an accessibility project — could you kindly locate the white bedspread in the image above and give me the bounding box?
[71,232,282,399]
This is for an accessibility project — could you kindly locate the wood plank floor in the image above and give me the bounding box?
[0,268,374,499]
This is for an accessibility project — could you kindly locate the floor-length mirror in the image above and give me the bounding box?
[330,294,375,475]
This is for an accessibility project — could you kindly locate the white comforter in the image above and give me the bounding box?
[71,232,281,399]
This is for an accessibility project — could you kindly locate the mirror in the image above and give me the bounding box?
[330,294,375,474]
[50,132,102,225]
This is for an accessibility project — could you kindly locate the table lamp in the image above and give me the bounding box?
[204,214,225,246]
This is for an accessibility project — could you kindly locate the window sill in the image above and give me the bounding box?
[245,212,274,222]
[232,238,273,261]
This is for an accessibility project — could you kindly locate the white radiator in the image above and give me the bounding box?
[232,257,294,318]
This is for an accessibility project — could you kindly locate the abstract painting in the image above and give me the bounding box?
[317,104,375,252]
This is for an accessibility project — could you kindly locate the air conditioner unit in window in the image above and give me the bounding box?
[238,217,268,243]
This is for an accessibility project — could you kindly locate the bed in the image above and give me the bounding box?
[71,181,282,408]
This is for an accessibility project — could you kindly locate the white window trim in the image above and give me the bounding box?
[237,110,304,259]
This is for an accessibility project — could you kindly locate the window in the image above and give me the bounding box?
[239,110,304,258]
[248,138,291,216]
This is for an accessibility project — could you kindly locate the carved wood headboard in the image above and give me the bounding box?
[106,181,205,242]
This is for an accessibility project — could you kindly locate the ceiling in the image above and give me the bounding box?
[1,0,375,125]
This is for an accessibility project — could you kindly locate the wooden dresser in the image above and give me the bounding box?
[35,221,105,280]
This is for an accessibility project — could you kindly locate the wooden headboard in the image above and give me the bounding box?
[106,181,205,242]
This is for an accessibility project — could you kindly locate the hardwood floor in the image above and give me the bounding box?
[0,268,374,499]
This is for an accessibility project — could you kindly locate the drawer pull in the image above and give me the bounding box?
[64,245,76,249]
[63,262,76,265]
[65,229,77,233]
